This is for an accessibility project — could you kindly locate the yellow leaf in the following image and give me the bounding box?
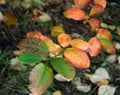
[53,90,62,95]
[51,26,65,37]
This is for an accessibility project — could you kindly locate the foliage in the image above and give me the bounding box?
[14,0,119,95]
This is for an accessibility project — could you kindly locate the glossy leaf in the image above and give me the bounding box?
[89,5,104,16]
[50,26,65,37]
[50,58,75,80]
[88,37,102,56]
[97,28,112,40]
[94,0,106,8]
[17,38,49,60]
[3,12,17,25]
[18,53,42,64]
[71,38,89,50]
[58,33,71,47]
[89,18,101,31]
[99,38,116,54]
[29,63,53,95]
[66,7,88,20]
[74,0,92,9]
[64,48,90,69]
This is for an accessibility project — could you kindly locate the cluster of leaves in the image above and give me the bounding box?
[16,0,117,95]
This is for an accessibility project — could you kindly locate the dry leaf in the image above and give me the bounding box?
[21,0,32,9]
[118,56,120,64]
[72,77,81,86]
[53,90,62,95]
[0,11,4,21]
[106,54,117,63]
[0,0,6,4]
[117,27,120,36]
[115,42,120,50]
[54,74,67,82]
[76,85,91,93]
[38,13,51,22]
[3,12,17,25]
[98,85,116,95]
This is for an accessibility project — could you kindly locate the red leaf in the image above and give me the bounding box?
[94,0,106,8]
[89,18,101,31]
[64,48,90,69]
[99,38,116,54]
[88,37,102,56]
[74,0,92,9]
[71,38,89,50]
[89,5,104,16]
[97,28,112,40]
[66,7,88,20]
[58,33,71,47]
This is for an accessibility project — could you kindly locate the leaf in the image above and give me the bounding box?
[18,53,42,64]
[29,63,53,95]
[17,38,49,60]
[89,5,104,16]
[0,11,4,21]
[3,12,17,25]
[71,38,89,50]
[66,7,88,20]
[117,27,120,36]
[94,0,106,8]
[88,37,102,56]
[50,58,75,80]
[0,0,6,4]
[99,38,116,54]
[89,18,101,32]
[58,33,71,47]
[74,0,92,9]
[97,28,112,40]
[64,48,90,69]
[53,90,62,95]
[50,26,65,37]
[98,85,116,95]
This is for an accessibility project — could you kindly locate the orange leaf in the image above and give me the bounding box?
[88,37,102,56]
[99,38,116,54]
[94,0,106,8]
[89,18,101,32]
[74,0,92,9]
[66,7,88,20]
[26,30,42,39]
[58,33,71,47]
[71,38,89,50]
[64,48,90,69]
[97,28,112,40]
[3,12,17,25]
[89,5,104,16]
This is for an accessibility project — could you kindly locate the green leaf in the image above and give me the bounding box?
[50,58,75,80]
[29,63,53,95]
[99,38,116,54]
[17,38,49,60]
[18,53,42,64]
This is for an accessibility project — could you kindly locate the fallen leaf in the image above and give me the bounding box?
[54,74,67,82]
[21,0,32,9]
[76,85,91,93]
[89,5,104,16]
[38,13,51,22]
[97,28,112,40]
[0,11,4,21]
[88,37,102,56]
[53,90,62,95]
[94,0,106,8]
[58,33,71,47]
[106,54,117,63]
[118,56,120,64]
[51,26,65,37]
[89,18,101,31]
[98,85,116,95]
[115,42,120,50]
[3,12,17,25]
[90,74,104,83]
[66,7,88,20]
[74,0,92,9]
[64,48,90,69]
[117,27,120,36]
[99,38,116,54]
[71,38,89,50]
[0,0,6,4]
